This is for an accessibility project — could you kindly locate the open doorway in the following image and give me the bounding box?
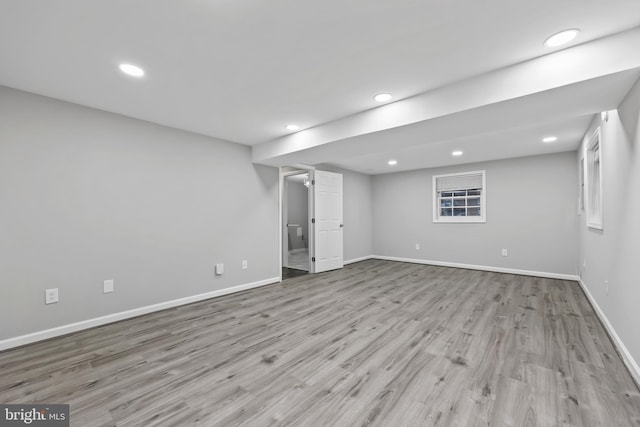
[282,170,311,279]
[280,167,344,280]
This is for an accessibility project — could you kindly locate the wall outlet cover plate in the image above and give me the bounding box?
[45,288,59,304]
[104,279,114,293]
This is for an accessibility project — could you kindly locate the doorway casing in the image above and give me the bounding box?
[279,165,344,280]
[280,165,315,278]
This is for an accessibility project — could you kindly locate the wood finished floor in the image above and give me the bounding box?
[1,260,639,426]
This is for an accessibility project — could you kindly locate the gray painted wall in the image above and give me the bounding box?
[578,76,640,367]
[316,165,373,262]
[372,152,578,275]
[286,177,309,250]
[0,86,279,340]
[11,75,638,371]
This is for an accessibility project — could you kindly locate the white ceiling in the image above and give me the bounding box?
[2,0,640,174]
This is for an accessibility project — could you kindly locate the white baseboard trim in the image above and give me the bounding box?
[371,255,580,281]
[578,279,640,387]
[0,276,281,353]
[344,255,374,265]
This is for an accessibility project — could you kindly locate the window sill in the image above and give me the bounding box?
[433,218,486,224]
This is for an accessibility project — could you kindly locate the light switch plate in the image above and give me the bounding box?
[216,263,224,275]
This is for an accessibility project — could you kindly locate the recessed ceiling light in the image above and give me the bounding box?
[374,93,393,103]
[452,150,463,156]
[388,159,397,166]
[286,124,300,131]
[119,63,145,77]
[544,29,580,48]
[542,136,558,143]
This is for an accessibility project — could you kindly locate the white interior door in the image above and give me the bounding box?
[313,170,343,273]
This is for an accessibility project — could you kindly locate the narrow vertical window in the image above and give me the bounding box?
[586,128,603,229]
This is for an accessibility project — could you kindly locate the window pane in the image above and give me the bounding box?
[467,197,480,206]
[468,189,481,196]
[467,207,481,216]
[453,191,466,197]
[440,198,452,207]
[441,191,453,197]
[453,208,466,216]
[453,199,466,207]
[440,208,453,217]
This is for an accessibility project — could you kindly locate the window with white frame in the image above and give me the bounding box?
[586,128,603,229]
[433,170,486,223]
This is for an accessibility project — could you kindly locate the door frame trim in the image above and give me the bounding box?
[279,165,315,279]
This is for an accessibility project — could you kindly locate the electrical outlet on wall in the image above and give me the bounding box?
[215,263,224,275]
[242,260,248,270]
[45,288,59,305]
[604,280,609,295]
[103,279,114,293]
[415,243,420,250]
[501,249,508,257]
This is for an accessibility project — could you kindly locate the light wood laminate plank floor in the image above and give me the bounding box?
[1,260,639,426]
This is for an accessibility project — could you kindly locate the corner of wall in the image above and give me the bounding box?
[578,279,640,387]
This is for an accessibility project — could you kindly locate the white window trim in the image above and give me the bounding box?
[578,153,585,215]
[432,170,486,223]
[585,127,603,230]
